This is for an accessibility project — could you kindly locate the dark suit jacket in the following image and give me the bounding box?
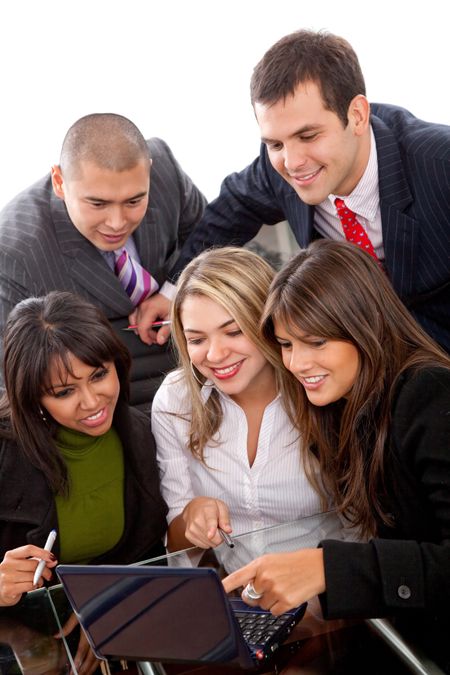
[0,138,206,407]
[170,104,450,353]
[320,367,450,672]
[0,400,168,565]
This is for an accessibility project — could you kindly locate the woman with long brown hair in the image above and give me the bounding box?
[224,240,450,671]
[0,291,167,674]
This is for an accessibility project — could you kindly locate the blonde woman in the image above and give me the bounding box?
[152,247,342,552]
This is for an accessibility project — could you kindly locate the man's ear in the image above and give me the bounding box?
[51,165,65,200]
[348,95,370,137]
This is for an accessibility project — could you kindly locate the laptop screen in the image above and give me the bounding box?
[57,565,245,664]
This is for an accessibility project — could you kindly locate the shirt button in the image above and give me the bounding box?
[398,585,411,600]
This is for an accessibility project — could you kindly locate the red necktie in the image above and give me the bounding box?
[334,198,379,262]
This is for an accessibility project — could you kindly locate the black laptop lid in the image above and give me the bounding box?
[56,564,254,668]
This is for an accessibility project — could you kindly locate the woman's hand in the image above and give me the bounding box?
[181,496,232,548]
[0,545,57,606]
[54,612,100,675]
[222,549,326,615]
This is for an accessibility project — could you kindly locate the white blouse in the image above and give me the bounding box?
[152,370,342,539]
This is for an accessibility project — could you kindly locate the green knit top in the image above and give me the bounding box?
[55,425,125,563]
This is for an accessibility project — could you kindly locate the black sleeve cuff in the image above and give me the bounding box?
[318,538,426,620]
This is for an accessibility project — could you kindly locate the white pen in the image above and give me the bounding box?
[33,529,57,586]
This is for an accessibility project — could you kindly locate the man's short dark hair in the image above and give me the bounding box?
[250,30,366,127]
[60,113,151,179]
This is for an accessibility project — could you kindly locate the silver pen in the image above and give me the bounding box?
[218,527,234,548]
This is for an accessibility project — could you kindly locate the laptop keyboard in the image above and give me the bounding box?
[235,611,293,647]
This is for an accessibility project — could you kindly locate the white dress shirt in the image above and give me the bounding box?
[152,370,342,538]
[98,235,141,270]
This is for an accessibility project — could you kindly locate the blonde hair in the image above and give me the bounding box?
[170,247,300,461]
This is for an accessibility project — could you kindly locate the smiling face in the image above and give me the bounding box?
[273,321,359,406]
[40,354,120,436]
[51,159,150,251]
[181,295,275,403]
[254,81,371,204]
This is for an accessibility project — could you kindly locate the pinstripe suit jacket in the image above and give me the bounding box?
[0,138,206,406]
[170,104,450,353]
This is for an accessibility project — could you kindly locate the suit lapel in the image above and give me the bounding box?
[285,191,315,246]
[50,193,133,315]
[133,206,156,268]
[372,116,420,299]
[133,206,174,287]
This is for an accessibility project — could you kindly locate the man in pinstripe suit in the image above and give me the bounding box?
[0,114,206,407]
[137,30,450,354]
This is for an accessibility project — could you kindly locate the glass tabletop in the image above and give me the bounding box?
[0,585,73,674]
[8,513,443,675]
[135,510,346,572]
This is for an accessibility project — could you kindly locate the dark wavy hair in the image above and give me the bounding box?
[262,240,450,535]
[0,291,131,495]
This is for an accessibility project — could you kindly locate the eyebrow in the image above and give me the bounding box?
[84,191,148,204]
[48,382,73,391]
[184,318,237,334]
[274,330,314,341]
[261,124,322,144]
[47,365,101,389]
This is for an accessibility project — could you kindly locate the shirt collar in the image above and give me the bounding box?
[97,236,138,271]
[327,126,379,221]
[202,383,281,407]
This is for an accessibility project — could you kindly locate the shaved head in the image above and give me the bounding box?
[59,113,151,179]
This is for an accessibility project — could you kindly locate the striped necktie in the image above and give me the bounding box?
[334,198,379,262]
[114,249,159,307]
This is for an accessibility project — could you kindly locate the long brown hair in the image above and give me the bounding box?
[262,240,450,535]
[0,291,131,495]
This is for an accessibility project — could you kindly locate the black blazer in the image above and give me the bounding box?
[319,367,450,671]
[170,104,450,353]
[0,401,168,565]
[0,138,207,406]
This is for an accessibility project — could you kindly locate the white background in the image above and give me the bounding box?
[1,0,448,205]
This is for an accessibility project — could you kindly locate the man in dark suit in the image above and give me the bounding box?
[136,30,450,353]
[0,113,206,407]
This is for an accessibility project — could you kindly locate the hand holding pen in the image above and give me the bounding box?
[127,292,172,346]
[181,497,234,549]
[0,534,58,606]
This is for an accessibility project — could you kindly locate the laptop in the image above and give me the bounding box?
[56,564,307,669]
